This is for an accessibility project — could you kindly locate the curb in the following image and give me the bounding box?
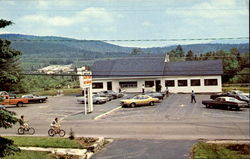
[94,106,121,120]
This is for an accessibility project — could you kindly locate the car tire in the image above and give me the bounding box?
[16,102,23,107]
[96,101,100,104]
[206,104,210,108]
[149,102,154,106]
[227,105,232,110]
[39,99,43,103]
[130,103,136,108]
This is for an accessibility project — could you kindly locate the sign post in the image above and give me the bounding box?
[77,67,93,114]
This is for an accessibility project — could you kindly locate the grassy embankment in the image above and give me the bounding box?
[192,142,249,159]
[6,136,83,148]
[3,151,55,159]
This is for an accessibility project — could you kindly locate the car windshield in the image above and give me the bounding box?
[239,95,249,100]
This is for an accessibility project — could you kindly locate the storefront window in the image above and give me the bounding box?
[119,81,138,88]
[191,79,201,86]
[145,81,154,87]
[178,80,188,87]
[204,79,218,86]
[165,80,175,87]
[92,82,103,89]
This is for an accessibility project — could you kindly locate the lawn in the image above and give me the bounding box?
[3,151,55,159]
[6,136,83,148]
[222,86,249,93]
[191,142,249,159]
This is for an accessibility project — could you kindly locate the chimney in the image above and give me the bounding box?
[165,54,170,62]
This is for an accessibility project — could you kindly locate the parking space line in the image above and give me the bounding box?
[94,106,122,120]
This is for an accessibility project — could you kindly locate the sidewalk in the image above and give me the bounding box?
[64,94,132,121]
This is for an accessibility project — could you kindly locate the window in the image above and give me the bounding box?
[191,79,201,86]
[165,80,175,87]
[119,81,138,88]
[204,79,218,86]
[92,82,103,89]
[178,80,188,87]
[145,81,154,87]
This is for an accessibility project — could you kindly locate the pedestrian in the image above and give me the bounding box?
[191,90,196,103]
[142,84,145,94]
[158,84,162,92]
[118,86,121,93]
[165,87,169,97]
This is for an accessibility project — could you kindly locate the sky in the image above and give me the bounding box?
[0,0,249,47]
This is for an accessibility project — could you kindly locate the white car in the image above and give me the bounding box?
[76,95,108,104]
[229,90,249,97]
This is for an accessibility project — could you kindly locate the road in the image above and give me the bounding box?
[1,94,249,140]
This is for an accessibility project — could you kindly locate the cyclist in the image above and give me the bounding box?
[50,117,60,132]
[19,115,29,130]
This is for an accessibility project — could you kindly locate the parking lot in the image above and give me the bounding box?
[0,93,249,140]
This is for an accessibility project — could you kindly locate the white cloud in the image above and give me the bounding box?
[165,0,248,19]
[21,7,114,27]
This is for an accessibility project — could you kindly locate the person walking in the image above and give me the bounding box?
[142,84,145,94]
[191,90,196,103]
[165,87,169,97]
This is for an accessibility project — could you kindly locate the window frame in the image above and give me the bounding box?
[204,79,218,86]
[191,79,201,86]
[92,82,104,89]
[165,80,175,87]
[119,81,138,88]
[178,80,188,87]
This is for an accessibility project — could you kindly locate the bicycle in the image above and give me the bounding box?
[48,127,65,137]
[17,126,35,135]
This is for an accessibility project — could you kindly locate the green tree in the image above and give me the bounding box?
[186,50,194,61]
[0,19,22,92]
[175,45,185,57]
[131,48,143,55]
[0,19,21,157]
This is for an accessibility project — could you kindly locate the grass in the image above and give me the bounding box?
[6,136,83,148]
[3,151,55,159]
[192,142,250,159]
[23,88,81,96]
[222,86,249,93]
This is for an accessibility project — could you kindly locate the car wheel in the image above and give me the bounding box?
[16,102,23,107]
[206,104,210,108]
[149,102,154,106]
[227,105,232,110]
[39,99,43,103]
[130,103,136,108]
[96,101,100,104]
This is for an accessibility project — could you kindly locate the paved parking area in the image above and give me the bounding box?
[1,94,249,140]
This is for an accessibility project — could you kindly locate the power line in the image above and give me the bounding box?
[2,37,249,42]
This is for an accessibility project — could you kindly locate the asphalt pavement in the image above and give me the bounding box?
[92,139,196,159]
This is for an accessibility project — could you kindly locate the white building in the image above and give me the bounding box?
[90,57,223,93]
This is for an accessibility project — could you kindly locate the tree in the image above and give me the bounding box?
[0,19,22,92]
[0,19,20,157]
[186,50,194,61]
[131,48,143,55]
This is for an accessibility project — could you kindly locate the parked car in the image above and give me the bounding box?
[76,95,108,104]
[0,105,6,109]
[228,90,249,97]
[202,97,248,110]
[0,91,29,107]
[21,94,48,103]
[100,90,123,99]
[93,92,113,101]
[120,95,159,108]
[210,93,249,107]
[145,92,164,100]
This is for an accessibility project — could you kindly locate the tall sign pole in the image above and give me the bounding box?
[77,67,93,115]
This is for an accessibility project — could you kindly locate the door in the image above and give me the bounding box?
[155,80,161,92]
[107,82,112,90]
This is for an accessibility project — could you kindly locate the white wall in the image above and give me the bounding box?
[92,75,222,93]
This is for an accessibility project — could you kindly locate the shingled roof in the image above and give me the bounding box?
[91,57,223,78]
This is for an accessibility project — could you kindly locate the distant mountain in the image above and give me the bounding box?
[0,34,249,57]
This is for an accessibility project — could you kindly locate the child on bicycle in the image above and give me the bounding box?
[50,117,60,133]
[19,115,29,130]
